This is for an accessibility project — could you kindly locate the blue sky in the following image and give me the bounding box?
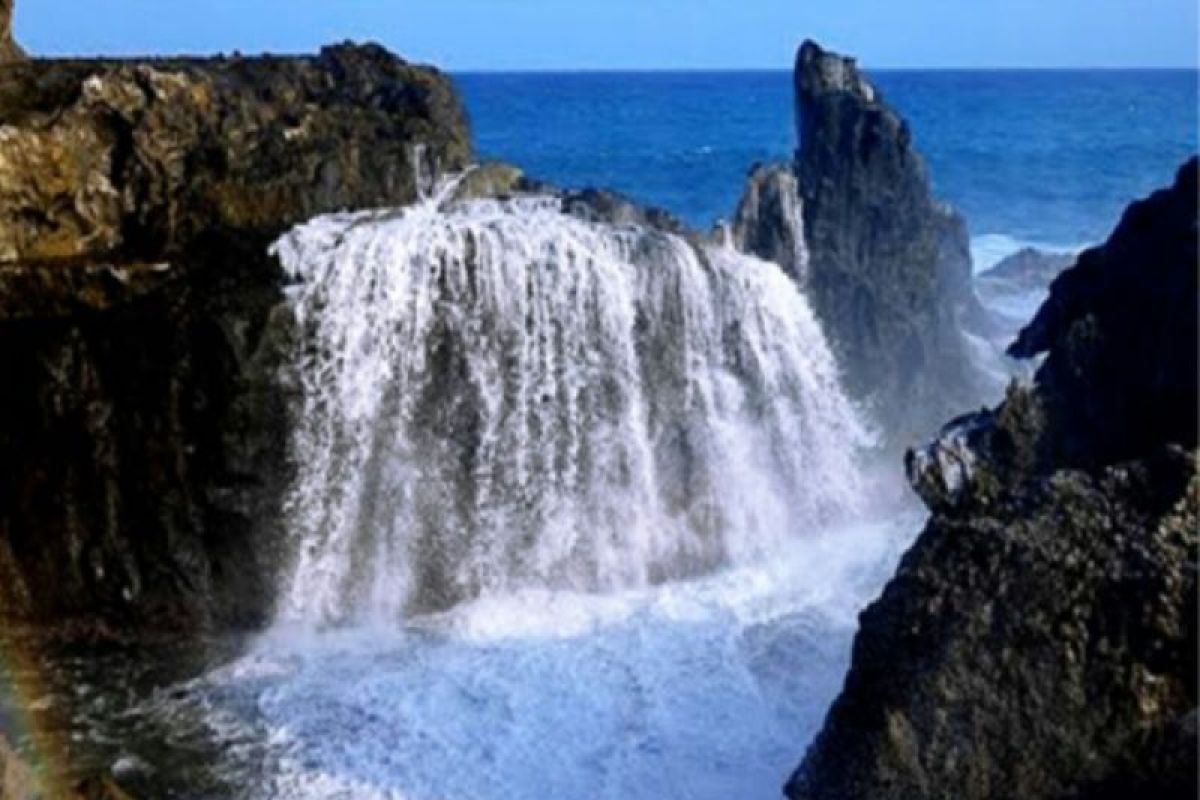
[17,1,1199,70]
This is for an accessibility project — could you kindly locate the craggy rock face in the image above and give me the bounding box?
[794,449,1198,800]
[0,45,469,266]
[731,163,808,284]
[0,43,471,630]
[795,40,988,444]
[1010,158,1199,469]
[0,0,22,63]
[789,158,1199,800]
[733,41,987,446]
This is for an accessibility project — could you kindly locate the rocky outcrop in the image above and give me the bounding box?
[795,41,986,442]
[0,40,470,629]
[731,163,807,283]
[1007,158,1198,469]
[0,0,22,63]
[733,41,985,444]
[787,157,1198,800]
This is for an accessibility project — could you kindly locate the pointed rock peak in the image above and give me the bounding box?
[795,39,876,104]
[1,0,25,63]
[788,36,984,443]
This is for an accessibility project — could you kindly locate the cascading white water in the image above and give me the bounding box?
[272,180,872,625]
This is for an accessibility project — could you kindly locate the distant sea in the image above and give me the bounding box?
[456,69,1198,269]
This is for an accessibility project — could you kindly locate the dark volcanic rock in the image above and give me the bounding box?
[787,158,1199,800]
[0,44,468,266]
[560,186,689,235]
[1009,158,1198,469]
[731,162,807,283]
[734,41,985,444]
[795,41,984,442]
[795,447,1198,800]
[0,41,470,630]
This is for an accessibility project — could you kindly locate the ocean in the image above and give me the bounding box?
[457,69,1198,268]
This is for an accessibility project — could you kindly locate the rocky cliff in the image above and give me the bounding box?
[0,38,471,629]
[787,157,1198,800]
[734,41,986,444]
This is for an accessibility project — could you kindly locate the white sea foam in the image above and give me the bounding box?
[173,513,918,800]
[271,181,873,626]
[150,178,929,799]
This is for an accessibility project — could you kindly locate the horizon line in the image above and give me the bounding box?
[448,64,1198,75]
[22,43,1198,74]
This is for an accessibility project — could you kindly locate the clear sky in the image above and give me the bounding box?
[16,0,1200,70]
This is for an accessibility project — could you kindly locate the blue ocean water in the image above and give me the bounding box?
[456,70,1197,257]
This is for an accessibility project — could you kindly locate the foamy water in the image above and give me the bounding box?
[108,179,925,799]
[140,513,917,800]
[272,182,872,626]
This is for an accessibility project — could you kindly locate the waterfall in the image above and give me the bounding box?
[271,182,872,625]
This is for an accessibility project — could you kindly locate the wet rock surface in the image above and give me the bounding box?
[0,39,470,630]
[794,40,986,443]
[789,157,1199,800]
[731,162,807,283]
[734,41,986,445]
[3,729,137,799]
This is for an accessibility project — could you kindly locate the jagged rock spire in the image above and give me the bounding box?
[0,0,25,62]
[734,39,986,445]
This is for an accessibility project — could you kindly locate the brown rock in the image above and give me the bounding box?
[0,0,23,63]
[0,43,470,630]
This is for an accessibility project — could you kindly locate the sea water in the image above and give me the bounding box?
[458,69,1198,264]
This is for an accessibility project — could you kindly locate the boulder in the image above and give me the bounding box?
[560,186,689,235]
[788,157,1199,800]
[0,42,471,630]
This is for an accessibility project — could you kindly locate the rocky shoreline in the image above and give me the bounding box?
[0,2,1196,798]
[0,12,470,631]
[788,158,1198,799]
